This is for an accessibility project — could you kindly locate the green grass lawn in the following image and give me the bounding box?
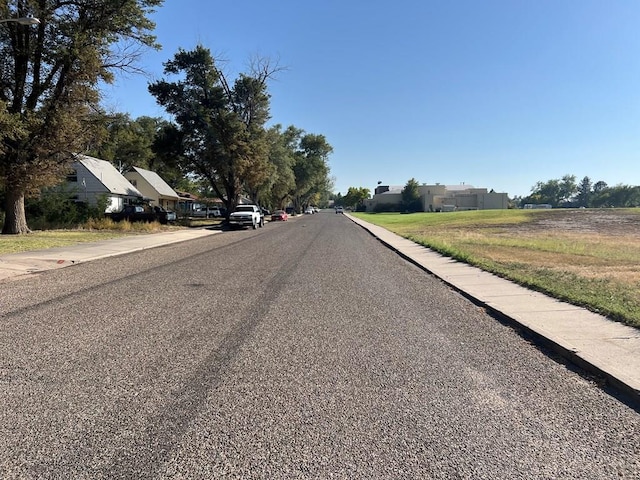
[353,209,640,328]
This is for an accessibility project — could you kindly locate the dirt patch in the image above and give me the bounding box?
[511,209,640,236]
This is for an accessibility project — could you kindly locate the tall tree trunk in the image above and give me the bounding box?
[2,187,30,234]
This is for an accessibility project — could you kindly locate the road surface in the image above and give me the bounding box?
[1,212,639,478]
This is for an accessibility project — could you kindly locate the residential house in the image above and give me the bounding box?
[67,154,143,213]
[175,190,199,215]
[124,166,180,211]
[175,190,225,216]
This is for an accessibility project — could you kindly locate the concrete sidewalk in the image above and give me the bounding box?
[347,215,640,405]
[1,219,639,405]
[0,228,219,282]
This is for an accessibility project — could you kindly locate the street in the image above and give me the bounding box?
[1,212,639,479]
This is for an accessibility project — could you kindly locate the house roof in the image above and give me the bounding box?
[74,154,143,197]
[129,166,179,199]
[175,190,199,200]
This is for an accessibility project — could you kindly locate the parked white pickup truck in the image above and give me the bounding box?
[228,204,265,229]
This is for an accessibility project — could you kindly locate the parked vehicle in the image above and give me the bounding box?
[304,207,315,214]
[335,206,344,214]
[271,210,288,221]
[191,207,221,218]
[160,207,177,222]
[228,204,265,229]
[109,205,172,224]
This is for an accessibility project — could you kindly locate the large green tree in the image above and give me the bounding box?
[575,176,592,208]
[86,113,184,187]
[261,124,296,209]
[527,174,577,207]
[0,0,162,234]
[401,178,422,212]
[290,130,333,212]
[89,114,157,171]
[342,186,370,210]
[148,46,277,214]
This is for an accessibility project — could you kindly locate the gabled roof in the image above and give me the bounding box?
[74,154,143,197]
[175,190,199,200]
[129,166,179,199]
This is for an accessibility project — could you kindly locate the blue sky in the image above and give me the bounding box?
[101,0,640,197]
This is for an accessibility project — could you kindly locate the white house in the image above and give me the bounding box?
[66,154,143,213]
[124,166,180,211]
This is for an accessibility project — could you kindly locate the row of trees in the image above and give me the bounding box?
[146,46,333,216]
[1,1,332,234]
[515,175,640,208]
[332,187,370,210]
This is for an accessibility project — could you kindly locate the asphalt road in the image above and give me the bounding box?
[1,212,639,479]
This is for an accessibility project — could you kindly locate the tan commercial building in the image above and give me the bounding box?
[365,184,509,212]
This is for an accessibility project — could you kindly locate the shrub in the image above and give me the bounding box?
[83,217,164,232]
[373,203,401,213]
[26,190,108,230]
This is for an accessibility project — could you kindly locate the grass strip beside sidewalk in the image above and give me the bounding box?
[0,230,134,255]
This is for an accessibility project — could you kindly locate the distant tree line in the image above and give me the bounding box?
[332,187,370,210]
[513,175,640,208]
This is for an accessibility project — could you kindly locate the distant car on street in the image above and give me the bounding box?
[271,210,288,221]
[335,206,344,214]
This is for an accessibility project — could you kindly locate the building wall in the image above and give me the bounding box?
[67,163,125,213]
[367,184,509,212]
[71,162,109,198]
[481,192,510,210]
[65,162,141,213]
[124,171,179,210]
[365,192,403,211]
[125,171,157,204]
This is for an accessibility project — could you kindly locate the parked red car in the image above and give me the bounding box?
[271,210,288,221]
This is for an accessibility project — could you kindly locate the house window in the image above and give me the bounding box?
[66,170,77,182]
